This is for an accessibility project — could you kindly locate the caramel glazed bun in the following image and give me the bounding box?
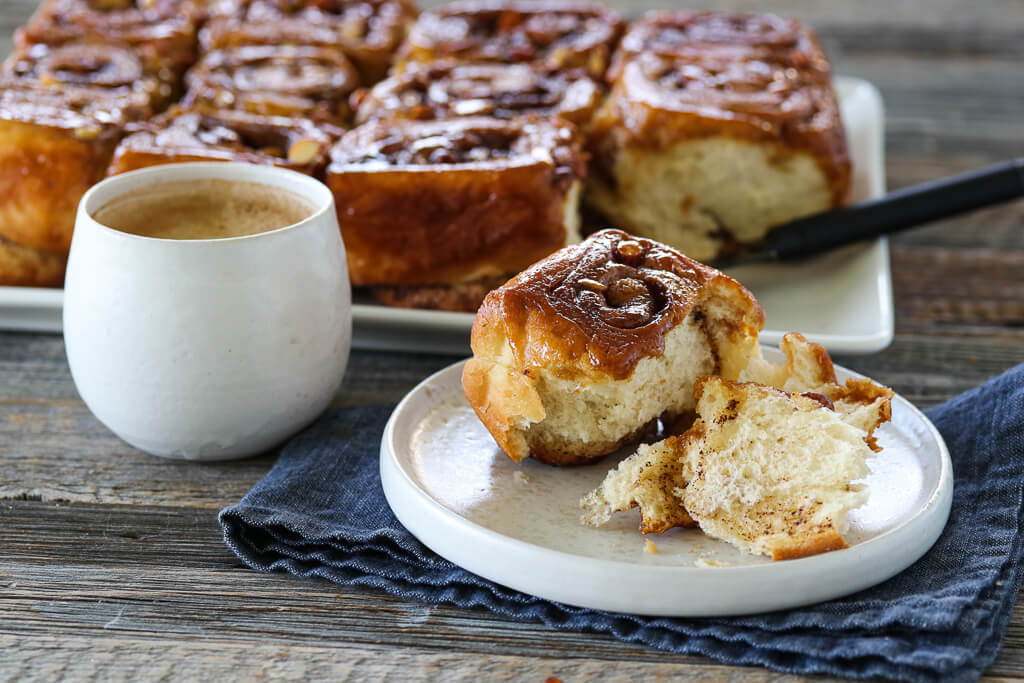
[182,45,359,125]
[462,229,764,466]
[327,115,586,312]
[351,60,603,129]
[199,0,419,84]
[397,0,624,79]
[2,42,172,111]
[106,107,335,177]
[587,11,851,263]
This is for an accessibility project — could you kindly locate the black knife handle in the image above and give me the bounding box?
[761,157,1024,260]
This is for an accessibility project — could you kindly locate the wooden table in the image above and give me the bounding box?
[2,0,1023,679]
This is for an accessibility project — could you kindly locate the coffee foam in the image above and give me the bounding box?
[93,178,316,240]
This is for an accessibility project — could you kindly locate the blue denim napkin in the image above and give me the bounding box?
[220,363,1024,682]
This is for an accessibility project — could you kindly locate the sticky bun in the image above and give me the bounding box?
[16,0,199,80]
[182,46,358,125]
[586,12,850,262]
[398,0,623,79]
[326,116,585,309]
[106,107,335,176]
[0,81,151,254]
[461,228,764,466]
[352,61,601,129]
[201,0,418,83]
[2,42,172,111]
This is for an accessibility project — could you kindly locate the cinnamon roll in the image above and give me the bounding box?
[462,228,764,466]
[587,12,850,263]
[182,46,358,125]
[201,0,418,84]
[397,0,623,79]
[0,81,151,254]
[2,42,171,111]
[106,107,335,177]
[16,0,199,81]
[326,116,585,310]
[352,61,602,129]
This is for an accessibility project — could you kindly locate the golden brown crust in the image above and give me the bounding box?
[472,228,761,382]
[352,61,602,129]
[765,528,849,561]
[0,82,148,253]
[0,238,67,288]
[183,46,358,125]
[398,0,623,79]
[17,0,199,78]
[202,0,418,83]
[591,49,850,206]
[106,107,335,177]
[528,418,658,467]
[327,116,585,287]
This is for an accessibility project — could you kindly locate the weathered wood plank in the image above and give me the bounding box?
[1,501,1022,678]
[0,635,822,683]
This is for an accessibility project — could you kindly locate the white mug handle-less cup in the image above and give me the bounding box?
[64,162,351,460]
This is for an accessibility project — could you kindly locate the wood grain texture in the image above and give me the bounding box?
[1,0,1023,680]
[2,500,1023,679]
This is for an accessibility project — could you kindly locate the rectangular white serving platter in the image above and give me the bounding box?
[0,75,891,356]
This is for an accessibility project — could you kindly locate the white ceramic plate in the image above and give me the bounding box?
[380,352,952,617]
[0,77,891,353]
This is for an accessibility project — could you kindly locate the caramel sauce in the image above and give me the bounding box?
[188,46,357,100]
[6,43,144,88]
[484,229,720,380]
[330,116,583,187]
[107,108,332,175]
[403,1,623,77]
[354,61,601,127]
[613,10,831,81]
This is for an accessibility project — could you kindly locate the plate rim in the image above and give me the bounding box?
[380,353,953,615]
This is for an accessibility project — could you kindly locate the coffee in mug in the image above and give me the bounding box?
[91,178,316,240]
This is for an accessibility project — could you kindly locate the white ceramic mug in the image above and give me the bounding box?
[64,162,351,460]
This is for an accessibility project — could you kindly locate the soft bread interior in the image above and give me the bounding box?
[680,377,872,560]
[586,138,832,262]
[580,436,695,533]
[581,332,893,555]
[741,332,894,449]
[525,317,714,464]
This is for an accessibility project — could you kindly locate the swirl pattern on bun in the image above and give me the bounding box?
[398,0,623,78]
[3,42,172,109]
[183,46,359,124]
[16,0,199,78]
[202,0,418,83]
[106,107,335,177]
[353,61,601,128]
